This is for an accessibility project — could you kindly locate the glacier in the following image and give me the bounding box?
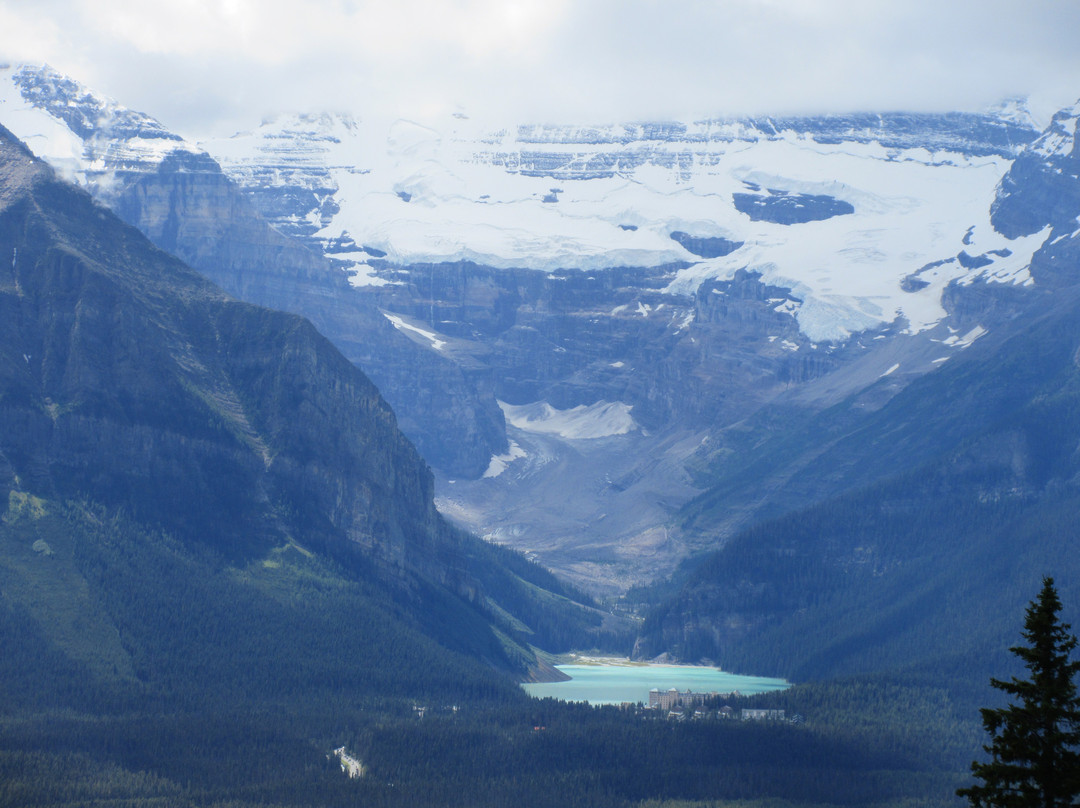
[499,400,638,441]
[0,62,1049,344]
[202,106,1047,342]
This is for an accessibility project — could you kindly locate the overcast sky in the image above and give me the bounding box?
[3,0,1080,138]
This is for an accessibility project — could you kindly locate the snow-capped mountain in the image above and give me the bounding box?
[3,61,1074,592]
[992,101,1080,253]
[204,105,1043,342]
[0,63,208,191]
[0,63,508,480]
[196,98,1063,590]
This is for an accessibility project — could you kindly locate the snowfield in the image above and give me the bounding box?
[203,109,1049,342]
[0,62,1053,346]
[499,400,638,441]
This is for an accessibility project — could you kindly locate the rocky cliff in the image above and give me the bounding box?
[0,123,440,571]
[991,100,1080,286]
[0,64,506,479]
[0,124,612,666]
[633,99,1080,672]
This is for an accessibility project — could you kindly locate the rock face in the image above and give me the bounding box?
[731,188,854,224]
[991,100,1080,286]
[992,102,1080,237]
[369,262,824,431]
[0,122,614,665]
[106,149,507,478]
[636,276,1080,678]
[0,123,438,571]
[0,64,506,479]
[633,100,1080,673]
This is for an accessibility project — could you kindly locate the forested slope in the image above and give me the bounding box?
[639,281,1080,683]
[0,121,608,697]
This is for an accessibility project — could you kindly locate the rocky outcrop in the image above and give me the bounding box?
[991,102,1080,239]
[370,262,832,433]
[494,110,1039,181]
[991,101,1080,287]
[732,189,854,225]
[514,110,1038,155]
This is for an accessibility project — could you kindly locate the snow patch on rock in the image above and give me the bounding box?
[483,440,528,478]
[499,400,637,440]
[382,312,447,351]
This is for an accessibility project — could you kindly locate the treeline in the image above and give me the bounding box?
[0,500,527,716]
[0,491,981,808]
[0,482,994,808]
[1,691,970,808]
[637,454,1080,687]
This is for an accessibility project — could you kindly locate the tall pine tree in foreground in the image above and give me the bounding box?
[959,577,1080,808]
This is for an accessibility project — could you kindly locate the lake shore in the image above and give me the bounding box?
[557,653,722,670]
[523,659,789,705]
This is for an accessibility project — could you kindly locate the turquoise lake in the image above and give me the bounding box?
[522,661,789,705]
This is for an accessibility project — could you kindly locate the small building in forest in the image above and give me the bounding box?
[740,708,786,721]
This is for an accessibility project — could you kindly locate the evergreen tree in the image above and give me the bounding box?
[959,577,1080,808]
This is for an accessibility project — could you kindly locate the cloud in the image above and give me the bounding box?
[2,0,1080,136]
[65,0,567,65]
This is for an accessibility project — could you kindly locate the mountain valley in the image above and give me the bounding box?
[0,63,1064,595]
[0,108,983,808]
[0,118,611,688]
[5,56,1080,807]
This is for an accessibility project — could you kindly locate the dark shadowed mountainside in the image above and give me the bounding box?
[0,123,610,707]
[636,101,1080,683]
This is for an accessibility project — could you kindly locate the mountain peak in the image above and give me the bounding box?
[9,63,182,144]
[1032,101,1080,158]
[0,121,50,193]
[982,96,1042,131]
[0,62,204,186]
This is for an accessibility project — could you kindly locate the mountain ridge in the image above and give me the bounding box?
[0,121,610,694]
[634,106,1080,679]
[5,62,1075,597]
[0,63,507,479]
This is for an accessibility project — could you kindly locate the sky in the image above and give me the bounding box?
[2,0,1080,138]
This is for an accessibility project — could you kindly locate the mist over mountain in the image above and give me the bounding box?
[5,63,1077,600]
